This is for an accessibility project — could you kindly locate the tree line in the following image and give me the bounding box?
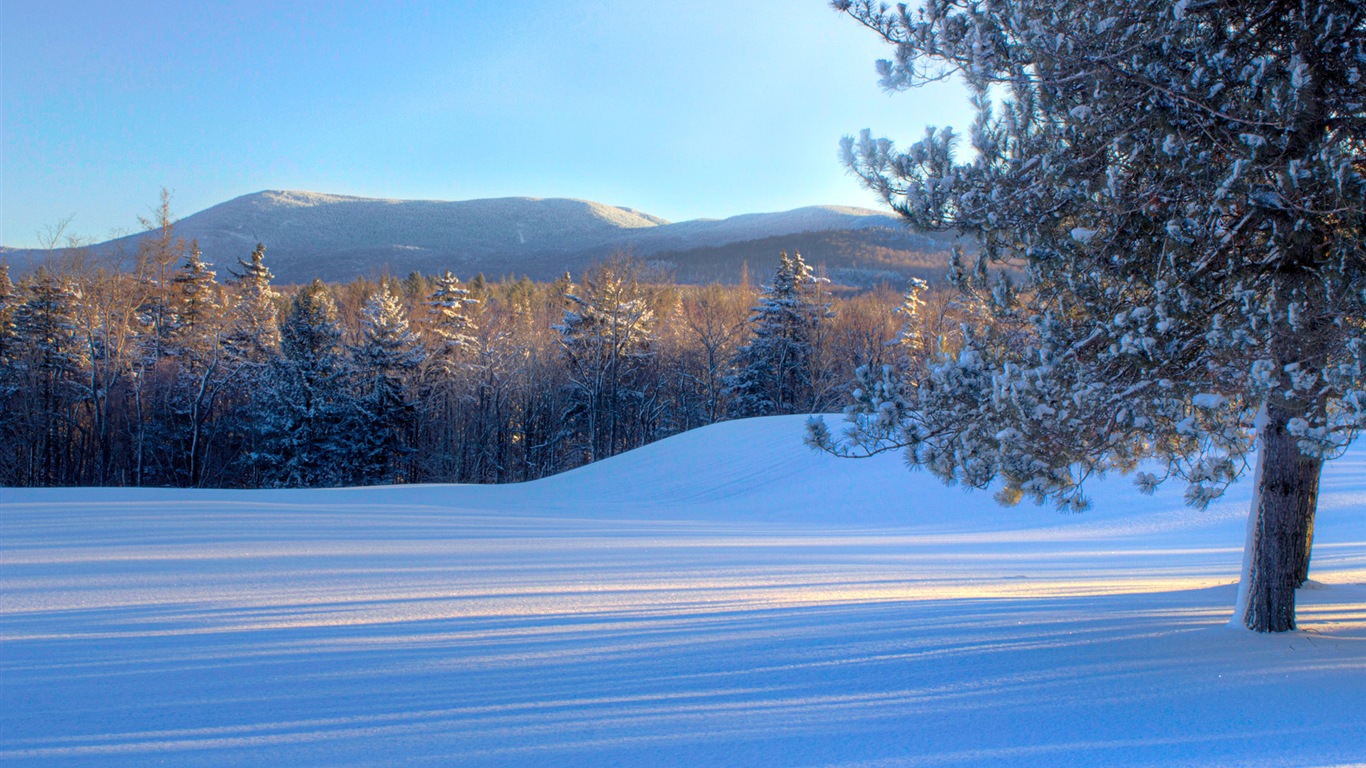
[0,216,982,489]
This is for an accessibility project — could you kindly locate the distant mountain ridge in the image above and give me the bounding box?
[2,190,955,285]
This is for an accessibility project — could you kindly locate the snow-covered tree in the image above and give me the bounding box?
[728,251,833,417]
[678,282,754,424]
[12,270,85,396]
[0,265,15,368]
[812,0,1366,631]
[166,245,224,367]
[9,269,86,485]
[892,277,931,367]
[425,271,478,371]
[164,246,229,485]
[132,191,188,367]
[0,265,22,482]
[67,266,143,486]
[223,244,280,364]
[213,244,280,486]
[257,280,352,487]
[351,286,425,484]
[557,260,657,462]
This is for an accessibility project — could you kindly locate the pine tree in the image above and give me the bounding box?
[351,286,425,484]
[219,244,281,486]
[0,265,21,484]
[415,272,479,482]
[425,271,478,370]
[10,269,86,485]
[224,244,280,363]
[165,245,227,486]
[174,246,217,320]
[893,277,931,369]
[169,245,222,366]
[727,251,832,417]
[0,265,18,425]
[0,265,15,368]
[814,0,1366,631]
[257,280,352,488]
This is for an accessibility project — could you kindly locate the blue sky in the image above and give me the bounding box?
[1,1,970,248]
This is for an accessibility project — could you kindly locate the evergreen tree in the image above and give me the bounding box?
[132,193,188,367]
[125,194,190,485]
[815,0,1366,631]
[0,265,15,368]
[727,251,832,417]
[257,280,352,487]
[893,277,931,369]
[13,270,85,398]
[416,272,479,482]
[351,286,425,484]
[220,244,281,485]
[10,269,86,485]
[224,244,280,363]
[401,271,428,302]
[169,245,223,366]
[425,271,478,370]
[133,278,179,367]
[165,245,227,486]
[0,265,18,468]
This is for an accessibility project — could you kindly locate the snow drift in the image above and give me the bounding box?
[2,415,1364,766]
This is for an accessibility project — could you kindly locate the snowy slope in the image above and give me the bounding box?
[2,416,1364,767]
[1,191,913,283]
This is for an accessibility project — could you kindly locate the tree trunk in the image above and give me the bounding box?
[1291,458,1322,587]
[1240,405,1320,632]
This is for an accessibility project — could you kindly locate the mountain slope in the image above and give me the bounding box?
[2,190,950,284]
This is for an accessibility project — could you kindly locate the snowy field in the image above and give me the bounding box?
[2,415,1364,767]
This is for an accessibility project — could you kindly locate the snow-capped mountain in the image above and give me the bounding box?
[3,190,950,284]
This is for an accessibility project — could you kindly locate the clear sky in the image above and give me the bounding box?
[1,0,971,248]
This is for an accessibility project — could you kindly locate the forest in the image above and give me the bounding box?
[0,210,979,489]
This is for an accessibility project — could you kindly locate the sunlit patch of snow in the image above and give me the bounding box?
[2,416,1364,767]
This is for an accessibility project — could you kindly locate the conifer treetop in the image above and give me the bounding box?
[816,0,1365,508]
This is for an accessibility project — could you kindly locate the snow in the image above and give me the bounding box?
[3,415,1365,766]
[1192,393,1228,410]
[0,192,909,283]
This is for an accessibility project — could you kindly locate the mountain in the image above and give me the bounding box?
[2,190,956,285]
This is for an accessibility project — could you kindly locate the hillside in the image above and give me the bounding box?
[1,190,954,285]
[2,415,1364,766]
[640,227,956,286]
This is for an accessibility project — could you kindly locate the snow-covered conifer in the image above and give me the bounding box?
[169,245,223,367]
[13,269,85,384]
[10,269,86,485]
[425,271,478,369]
[0,264,17,478]
[892,277,930,368]
[224,244,280,363]
[257,280,352,488]
[727,251,832,417]
[815,0,1366,631]
[0,265,16,372]
[350,286,425,484]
